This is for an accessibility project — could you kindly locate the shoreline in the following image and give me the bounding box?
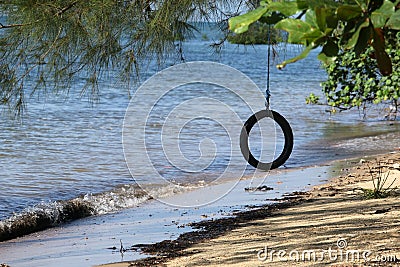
[1,151,399,267]
[98,151,400,267]
[0,158,341,266]
[0,134,397,244]
[0,152,349,243]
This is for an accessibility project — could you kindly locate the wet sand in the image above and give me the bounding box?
[0,163,340,266]
[98,152,400,267]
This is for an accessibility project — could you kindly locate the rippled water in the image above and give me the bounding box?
[0,27,399,223]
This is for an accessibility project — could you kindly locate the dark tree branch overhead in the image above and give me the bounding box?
[0,1,79,29]
[0,0,251,116]
[0,22,33,28]
[54,0,79,17]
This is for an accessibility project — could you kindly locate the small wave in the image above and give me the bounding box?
[0,199,94,242]
[82,184,150,215]
[0,185,150,242]
[0,182,201,242]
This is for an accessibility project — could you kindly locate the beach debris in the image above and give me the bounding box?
[270,191,311,201]
[288,191,309,195]
[374,208,391,214]
[393,163,400,170]
[244,185,273,192]
[320,185,336,191]
[120,239,127,253]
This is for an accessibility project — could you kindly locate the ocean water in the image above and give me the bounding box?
[0,26,399,240]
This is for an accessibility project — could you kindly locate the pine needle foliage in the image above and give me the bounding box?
[0,0,242,116]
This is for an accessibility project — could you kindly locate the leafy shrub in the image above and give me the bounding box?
[319,31,400,116]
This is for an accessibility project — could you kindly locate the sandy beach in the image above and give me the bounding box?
[98,152,400,267]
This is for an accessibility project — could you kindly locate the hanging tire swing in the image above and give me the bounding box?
[239,25,293,171]
[240,109,293,170]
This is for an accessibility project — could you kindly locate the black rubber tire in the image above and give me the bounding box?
[240,109,293,170]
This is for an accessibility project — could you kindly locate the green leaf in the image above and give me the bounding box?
[228,6,268,34]
[260,12,286,24]
[345,20,369,49]
[305,9,318,28]
[317,51,336,65]
[372,29,392,76]
[368,0,384,13]
[371,0,394,28]
[326,13,338,29]
[299,0,340,9]
[354,25,373,55]
[268,1,299,17]
[274,18,312,44]
[337,5,363,21]
[315,7,327,31]
[276,45,313,69]
[302,29,325,46]
[296,0,309,10]
[386,10,400,30]
[313,7,337,31]
[322,39,339,57]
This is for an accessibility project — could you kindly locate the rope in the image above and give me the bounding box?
[265,24,272,108]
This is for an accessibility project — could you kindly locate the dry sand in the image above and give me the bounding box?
[98,152,400,267]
